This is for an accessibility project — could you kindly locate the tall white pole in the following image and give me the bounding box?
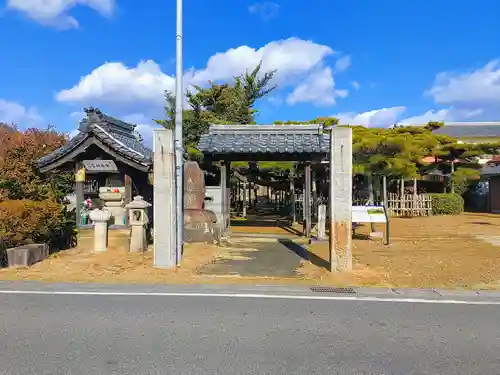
[174,0,184,265]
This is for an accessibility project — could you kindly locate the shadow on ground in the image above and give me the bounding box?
[278,240,330,271]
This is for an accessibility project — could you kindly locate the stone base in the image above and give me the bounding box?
[77,227,131,251]
[7,244,49,268]
[184,208,220,244]
[184,226,221,244]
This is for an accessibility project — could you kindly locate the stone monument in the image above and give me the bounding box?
[183,161,219,243]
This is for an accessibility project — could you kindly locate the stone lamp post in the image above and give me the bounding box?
[88,208,112,252]
[125,195,152,253]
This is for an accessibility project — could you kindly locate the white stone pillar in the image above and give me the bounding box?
[88,209,111,252]
[153,129,176,268]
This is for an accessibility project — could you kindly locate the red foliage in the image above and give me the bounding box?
[0,124,69,201]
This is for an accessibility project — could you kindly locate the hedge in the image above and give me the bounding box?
[0,199,72,248]
[429,193,464,215]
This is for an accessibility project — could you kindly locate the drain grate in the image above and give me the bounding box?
[310,286,356,294]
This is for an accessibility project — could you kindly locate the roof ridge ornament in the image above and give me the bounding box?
[84,107,104,123]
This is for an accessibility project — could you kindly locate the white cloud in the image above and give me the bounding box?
[335,56,351,72]
[56,38,345,114]
[190,38,334,85]
[57,60,174,112]
[333,106,406,127]
[287,67,347,106]
[7,0,115,28]
[351,81,360,90]
[0,99,42,125]
[427,60,500,106]
[248,2,280,20]
[393,60,500,124]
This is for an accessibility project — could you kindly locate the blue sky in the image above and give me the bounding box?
[1,0,500,142]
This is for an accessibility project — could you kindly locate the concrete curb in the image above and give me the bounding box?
[0,281,499,302]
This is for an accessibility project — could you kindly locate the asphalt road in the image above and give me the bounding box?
[0,289,499,375]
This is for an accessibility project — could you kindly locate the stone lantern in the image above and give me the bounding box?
[88,208,112,252]
[125,195,152,253]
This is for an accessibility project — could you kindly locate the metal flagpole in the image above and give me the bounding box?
[174,0,184,265]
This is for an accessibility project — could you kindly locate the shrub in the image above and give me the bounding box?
[430,193,464,215]
[0,199,70,248]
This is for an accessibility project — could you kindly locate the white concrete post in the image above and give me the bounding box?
[153,129,177,268]
[88,209,111,252]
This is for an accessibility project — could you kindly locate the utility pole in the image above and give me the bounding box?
[174,0,184,265]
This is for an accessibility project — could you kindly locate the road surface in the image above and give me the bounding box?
[0,284,499,374]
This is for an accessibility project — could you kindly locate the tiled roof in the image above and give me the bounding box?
[197,124,330,155]
[38,108,152,169]
[433,123,500,138]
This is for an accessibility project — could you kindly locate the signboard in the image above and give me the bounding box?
[82,160,118,173]
[352,206,387,223]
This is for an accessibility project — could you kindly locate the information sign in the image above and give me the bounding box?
[352,205,387,223]
[82,160,118,173]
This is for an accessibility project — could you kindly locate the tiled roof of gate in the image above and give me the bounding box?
[37,107,152,169]
[432,122,500,138]
[197,124,330,155]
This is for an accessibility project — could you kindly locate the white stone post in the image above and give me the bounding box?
[88,209,111,252]
[125,196,152,253]
[318,204,326,240]
[153,129,177,268]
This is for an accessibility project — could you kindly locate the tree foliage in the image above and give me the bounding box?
[0,124,73,202]
[156,61,277,148]
[0,124,75,252]
[351,123,500,182]
[156,61,499,194]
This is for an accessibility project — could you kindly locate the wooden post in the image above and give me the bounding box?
[124,173,132,226]
[220,162,227,230]
[74,162,85,228]
[383,175,390,245]
[304,162,312,240]
[223,162,231,229]
[413,177,417,216]
[226,162,231,227]
[312,170,317,221]
[400,178,404,214]
[367,173,376,232]
[450,160,455,193]
[290,166,296,224]
[242,180,247,218]
[248,181,252,209]
[383,176,388,209]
